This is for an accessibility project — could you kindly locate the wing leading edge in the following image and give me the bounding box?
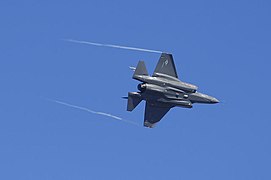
[144,101,172,128]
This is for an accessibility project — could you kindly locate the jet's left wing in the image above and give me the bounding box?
[144,101,172,128]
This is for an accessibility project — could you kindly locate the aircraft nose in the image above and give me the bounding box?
[211,97,219,104]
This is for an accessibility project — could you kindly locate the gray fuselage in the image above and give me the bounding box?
[134,74,219,108]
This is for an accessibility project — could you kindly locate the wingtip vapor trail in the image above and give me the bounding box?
[45,98,140,127]
[63,39,163,54]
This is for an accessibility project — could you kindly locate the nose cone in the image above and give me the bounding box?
[210,97,219,104]
[189,92,219,104]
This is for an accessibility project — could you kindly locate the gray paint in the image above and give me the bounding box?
[126,53,219,128]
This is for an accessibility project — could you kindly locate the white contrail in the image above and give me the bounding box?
[63,39,163,54]
[46,98,140,126]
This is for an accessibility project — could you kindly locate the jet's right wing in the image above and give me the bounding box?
[153,53,178,78]
[144,101,172,128]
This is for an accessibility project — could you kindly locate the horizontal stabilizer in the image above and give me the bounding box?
[127,92,142,111]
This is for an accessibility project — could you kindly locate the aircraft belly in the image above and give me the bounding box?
[158,98,192,108]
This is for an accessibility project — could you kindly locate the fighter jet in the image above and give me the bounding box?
[125,53,219,128]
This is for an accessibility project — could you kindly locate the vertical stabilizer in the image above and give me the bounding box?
[133,61,148,80]
[153,53,178,78]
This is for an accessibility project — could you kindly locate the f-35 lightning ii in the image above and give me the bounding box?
[125,53,219,128]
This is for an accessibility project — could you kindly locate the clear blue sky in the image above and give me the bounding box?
[1,0,270,179]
